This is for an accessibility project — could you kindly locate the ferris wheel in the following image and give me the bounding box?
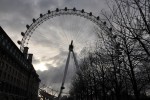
[17,7,110,99]
[17,7,110,51]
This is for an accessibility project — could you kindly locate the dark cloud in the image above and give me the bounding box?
[37,0,59,10]
[0,0,106,45]
[37,58,76,92]
[35,49,76,92]
[40,50,68,67]
[32,57,40,64]
[0,0,107,94]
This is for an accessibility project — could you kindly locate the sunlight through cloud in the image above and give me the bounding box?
[34,62,48,71]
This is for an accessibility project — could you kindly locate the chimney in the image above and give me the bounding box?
[23,47,29,59]
[28,54,33,63]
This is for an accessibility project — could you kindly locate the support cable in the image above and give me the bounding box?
[58,50,71,100]
[58,40,79,100]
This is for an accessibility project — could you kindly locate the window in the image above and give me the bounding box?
[3,72,6,79]
[0,62,3,70]
[0,70,2,78]
[0,34,4,42]
[9,67,12,73]
[2,39,6,46]
[10,76,13,82]
[8,74,10,80]
[6,43,9,49]
[10,47,12,53]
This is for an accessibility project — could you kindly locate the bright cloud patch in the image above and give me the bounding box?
[34,62,48,71]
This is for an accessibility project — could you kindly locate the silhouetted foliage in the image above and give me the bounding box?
[69,0,150,100]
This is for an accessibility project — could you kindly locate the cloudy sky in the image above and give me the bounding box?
[0,0,108,95]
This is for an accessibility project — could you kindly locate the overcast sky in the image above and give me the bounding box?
[0,0,108,95]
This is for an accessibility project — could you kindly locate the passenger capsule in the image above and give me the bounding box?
[73,7,76,11]
[40,14,43,17]
[65,7,67,11]
[32,18,36,23]
[21,32,25,36]
[81,9,84,13]
[26,25,30,29]
[56,8,59,12]
[97,16,100,20]
[48,10,51,14]
[89,12,92,16]
[17,41,21,45]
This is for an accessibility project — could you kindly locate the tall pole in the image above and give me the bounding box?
[58,51,71,99]
[58,40,75,100]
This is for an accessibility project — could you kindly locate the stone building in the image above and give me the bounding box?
[0,26,41,100]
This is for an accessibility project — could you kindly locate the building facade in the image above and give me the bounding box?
[0,26,40,100]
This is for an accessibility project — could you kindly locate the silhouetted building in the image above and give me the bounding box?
[0,26,41,100]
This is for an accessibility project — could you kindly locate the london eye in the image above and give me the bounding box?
[17,7,109,99]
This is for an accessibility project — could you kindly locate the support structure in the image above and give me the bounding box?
[58,40,79,100]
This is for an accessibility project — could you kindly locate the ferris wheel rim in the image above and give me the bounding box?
[18,7,107,52]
